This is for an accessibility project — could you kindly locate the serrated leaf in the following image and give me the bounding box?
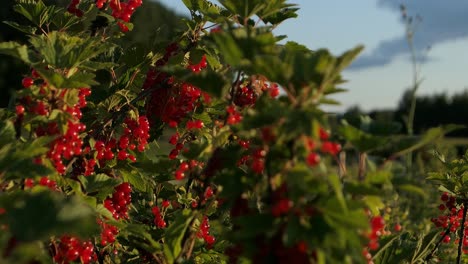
[163,209,194,264]
[328,174,347,213]
[79,174,121,199]
[0,41,33,64]
[121,167,147,192]
[13,0,51,28]
[3,21,37,34]
[0,121,16,146]
[0,136,54,180]
[363,196,384,216]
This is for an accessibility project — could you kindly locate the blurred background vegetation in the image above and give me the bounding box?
[0,0,184,108]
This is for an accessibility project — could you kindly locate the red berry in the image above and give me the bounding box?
[319,127,329,141]
[117,150,128,160]
[105,149,114,160]
[39,176,50,186]
[162,200,171,208]
[66,248,80,261]
[204,235,215,245]
[439,204,446,211]
[157,219,166,228]
[15,105,25,115]
[179,162,189,171]
[368,239,379,250]
[370,216,385,230]
[394,223,402,232]
[441,192,449,202]
[22,77,34,88]
[204,187,214,199]
[443,235,451,243]
[175,170,185,180]
[24,178,34,188]
[306,152,320,167]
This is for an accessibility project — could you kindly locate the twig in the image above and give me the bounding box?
[426,225,452,261]
[358,152,367,182]
[457,202,468,264]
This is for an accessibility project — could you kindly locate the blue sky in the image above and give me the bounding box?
[156,0,468,111]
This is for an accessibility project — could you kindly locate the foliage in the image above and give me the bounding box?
[0,0,464,263]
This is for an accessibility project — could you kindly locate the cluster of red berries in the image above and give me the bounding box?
[271,184,292,217]
[68,0,143,32]
[234,85,257,107]
[199,186,215,205]
[304,127,341,168]
[17,70,92,175]
[67,0,84,17]
[362,215,386,264]
[174,161,189,180]
[47,119,88,174]
[98,220,119,246]
[151,201,170,229]
[104,182,132,220]
[235,79,279,106]
[108,0,143,32]
[430,192,468,250]
[144,44,210,128]
[168,132,184,160]
[94,116,149,166]
[271,198,293,217]
[226,105,242,125]
[186,120,204,130]
[188,55,207,73]
[142,43,178,90]
[238,139,250,149]
[23,176,58,190]
[150,82,205,127]
[197,216,215,247]
[237,147,267,174]
[173,160,202,180]
[53,236,97,264]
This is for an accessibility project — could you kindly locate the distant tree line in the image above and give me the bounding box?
[0,0,184,108]
[344,89,468,137]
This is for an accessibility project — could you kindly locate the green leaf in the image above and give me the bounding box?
[391,125,462,158]
[183,71,227,98]
[13,0,51,28]
[328,174,347,212]
[0,191,98,242]
[0,136,54,180]
[219,0,264,19]
[0,121,16,147]
[3,21,37,34]
[121,166,147,192]
[0,41,33,64]
[261,6,299,25]
[397,184,429,199]
[362,196,385,215]
[79,174,121,200]
[211,30,244,66]
[29,32,115,70]
[35,67,98,89]
[339,121,389,152]
[163,209,194,264]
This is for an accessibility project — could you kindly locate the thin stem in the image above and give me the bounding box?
[358,152,367,182]
[404,17,421,175]
[457,202,468,264]
[426,225,452,261]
